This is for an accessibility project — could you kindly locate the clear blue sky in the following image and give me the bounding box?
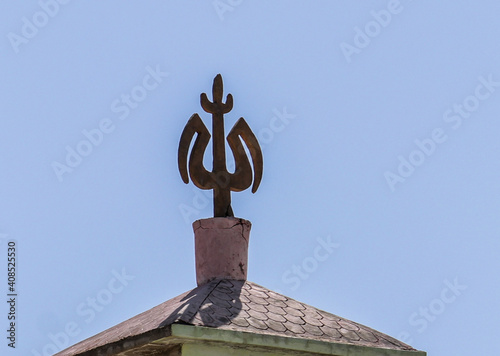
[1,1,499,355]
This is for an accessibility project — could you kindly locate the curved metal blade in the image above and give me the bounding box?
[178,114,214,189]
[227,118,263,193]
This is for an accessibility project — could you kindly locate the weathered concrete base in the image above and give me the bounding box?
[193,217,251,286]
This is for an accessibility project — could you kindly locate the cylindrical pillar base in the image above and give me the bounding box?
[193,217,251,286]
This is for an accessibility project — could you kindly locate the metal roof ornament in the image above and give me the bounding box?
[178,74,263,217]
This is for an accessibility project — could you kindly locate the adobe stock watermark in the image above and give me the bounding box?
[212,0,243,21]
[398,277,467,345]
[281,235,340,291]
[385,74,500,192]
[7,0,72,54]
[51,64,169,182]
[31,268,134,356]
[340,0,411,63]
[178,107,296,223]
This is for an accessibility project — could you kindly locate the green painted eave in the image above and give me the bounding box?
[152,324,427,356]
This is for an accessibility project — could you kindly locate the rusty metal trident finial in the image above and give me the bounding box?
[178,74,263,217]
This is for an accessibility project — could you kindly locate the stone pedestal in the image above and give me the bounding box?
[193,217,251,286]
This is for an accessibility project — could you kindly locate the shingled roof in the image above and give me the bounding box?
[56,279,416,355]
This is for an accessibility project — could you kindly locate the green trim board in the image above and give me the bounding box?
[152,324,427,356]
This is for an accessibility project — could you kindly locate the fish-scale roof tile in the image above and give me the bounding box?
[56,279,417,355]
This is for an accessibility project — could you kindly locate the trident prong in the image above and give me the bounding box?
[178,74,263,217]
[200,74,233,114]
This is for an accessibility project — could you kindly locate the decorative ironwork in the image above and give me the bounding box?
[178,74,263,217]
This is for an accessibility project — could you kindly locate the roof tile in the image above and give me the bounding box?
[283,320,306,334]
[320,325,342,338]
[247,317,268,330]
[265,319,288,333]
[247,308,268,321]
[302,323,324,336]
[267,298,287,308]
[338,320,359,331]
[251,303,268,313]
[284,306,305,317]
[340,328,361,341]
[284,313,305,325]
[266,304,286,315]
[267,311,287,323]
